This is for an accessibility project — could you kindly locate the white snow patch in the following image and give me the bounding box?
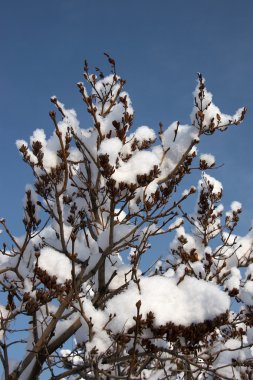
[106,275,229,332]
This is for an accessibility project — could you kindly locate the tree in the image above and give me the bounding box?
[0,55,251,380]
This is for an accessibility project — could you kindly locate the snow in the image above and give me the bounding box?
[170,226,204,260]
[224,267,241,293]
[231,200,242,212]
[245,263,253,279]
[217,229,253,268]
[213,338,252,378]
[16,103,80,173]
[144,180,158,200]
[92,74,118,100]
[141,369,167,380]
[38,247,74,283]
[191,78,244,134]
[112,150,160,185]
[114,208,127,222]
[160,122,198,176]
[108,265,130,289]
[132,125,156,143]
[247,327,253,344]
[0,305,8,341]
[199,172,223,195]
[240,280,253,306]
[191,261,205,278]
[120,125,156,158]
[182,185,196,197]
[60,349,84,367]
[199,153,215,167]
[90,74,134,136]
[106,275,229,331]
[79,298,112,354]
[168,217,184,232]
[30,128,47,148]
[98,137,123,166]
[97,223,135,250]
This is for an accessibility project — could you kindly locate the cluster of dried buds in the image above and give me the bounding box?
[22,267,72,315]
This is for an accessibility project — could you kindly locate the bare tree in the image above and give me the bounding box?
[0,56,251,380]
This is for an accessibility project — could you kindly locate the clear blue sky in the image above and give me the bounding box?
[1,0,253,237]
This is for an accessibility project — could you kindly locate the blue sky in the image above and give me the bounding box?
[1,0,253,238]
